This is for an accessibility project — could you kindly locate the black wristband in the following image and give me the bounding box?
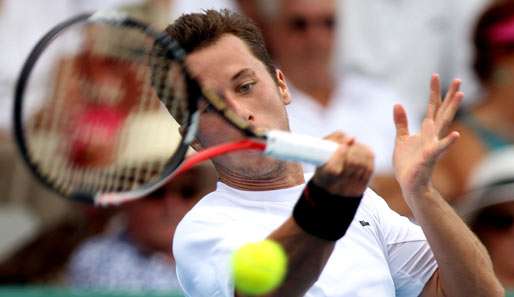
[292,181,363,241]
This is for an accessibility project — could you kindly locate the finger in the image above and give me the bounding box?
[442,79,461,110]
[340,162,361,178]
[322,140,352,175]
[326,131,356,146]
[445,91,464,121]
[324,131,345,141]
[349,161,372,181]
[344,144,374,176]
[434,131,460,159]
[393,104,409,138]
[361,152,375,184]
[366,151,375,176]
[427,74,441,120]
[360,168,373,188]
[436,91,464,136]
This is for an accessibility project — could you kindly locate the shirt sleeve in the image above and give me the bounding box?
[368,190,438,296]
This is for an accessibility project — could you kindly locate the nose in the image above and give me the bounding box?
[222,92,255,123]
[307,23,334,47]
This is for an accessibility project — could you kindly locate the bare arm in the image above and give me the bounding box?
[393,75,504,297]
[235,218,334,297]
[262,218,335,297]
[416,188,502,297]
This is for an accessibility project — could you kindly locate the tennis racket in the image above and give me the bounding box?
[13,11,339,206]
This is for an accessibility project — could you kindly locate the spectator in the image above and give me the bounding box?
[434,0,514,202]
[0,206,114,285]
[67,162,217,292]
[457,146,514,291]
[336,0,488,122]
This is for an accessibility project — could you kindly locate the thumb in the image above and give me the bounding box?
[321,137,354,174]
[433,131,460,159]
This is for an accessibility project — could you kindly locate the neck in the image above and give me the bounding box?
[216,162,305,191]
[479,87,514,124]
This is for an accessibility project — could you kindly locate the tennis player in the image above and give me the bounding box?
[170,10,503,297]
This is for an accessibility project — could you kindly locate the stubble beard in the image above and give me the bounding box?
[212,151,288,181]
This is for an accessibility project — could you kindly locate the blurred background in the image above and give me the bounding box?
[0,0,513,296]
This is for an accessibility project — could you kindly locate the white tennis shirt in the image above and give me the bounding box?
[173,177,437,297]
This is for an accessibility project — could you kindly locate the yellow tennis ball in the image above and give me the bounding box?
[232,239,288,296]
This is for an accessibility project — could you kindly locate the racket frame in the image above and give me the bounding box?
[13,11,198,204]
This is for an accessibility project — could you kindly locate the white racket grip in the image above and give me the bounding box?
[264,130,339,166]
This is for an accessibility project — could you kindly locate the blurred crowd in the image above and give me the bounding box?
[0,0,513,295]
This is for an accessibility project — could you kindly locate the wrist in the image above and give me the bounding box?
[402,183,443,209]
[292,181,363,241]
[312,174,369,197]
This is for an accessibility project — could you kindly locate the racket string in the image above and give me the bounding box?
[19,15,200,200]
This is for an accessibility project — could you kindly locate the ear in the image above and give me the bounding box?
[275,69,291,105]
[179,125,203,151]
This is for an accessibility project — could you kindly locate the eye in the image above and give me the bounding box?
[237,81,256,94]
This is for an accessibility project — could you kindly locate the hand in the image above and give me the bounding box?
[312,132,375,197]
[393,74,462,200]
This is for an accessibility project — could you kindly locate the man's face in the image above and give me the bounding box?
[186,34,291,177]
[269,0,336,79]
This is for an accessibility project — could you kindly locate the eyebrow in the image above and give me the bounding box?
[231,68,256,82]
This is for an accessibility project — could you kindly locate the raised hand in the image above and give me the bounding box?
[393,74,463,201]
[313,132,375,197]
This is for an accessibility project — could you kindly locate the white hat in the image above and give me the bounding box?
[456,146,514,223]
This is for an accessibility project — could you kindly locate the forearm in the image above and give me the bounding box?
[235,217,334,297]
[263,217,335,297]
[408,187,504,297]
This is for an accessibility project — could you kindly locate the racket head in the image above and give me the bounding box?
[13,11,199,204]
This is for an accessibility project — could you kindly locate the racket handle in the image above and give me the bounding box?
[264,130,339,166]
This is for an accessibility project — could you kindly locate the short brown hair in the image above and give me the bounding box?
[165,9,277,83]
[473,0,514,84]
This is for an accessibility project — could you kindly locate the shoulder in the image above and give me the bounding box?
[359,188,427,243]
[356,188,394,230]
[174,189,236,239]
[359,187,395,217]
[172,190,245,297]
[173,188,251,264]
